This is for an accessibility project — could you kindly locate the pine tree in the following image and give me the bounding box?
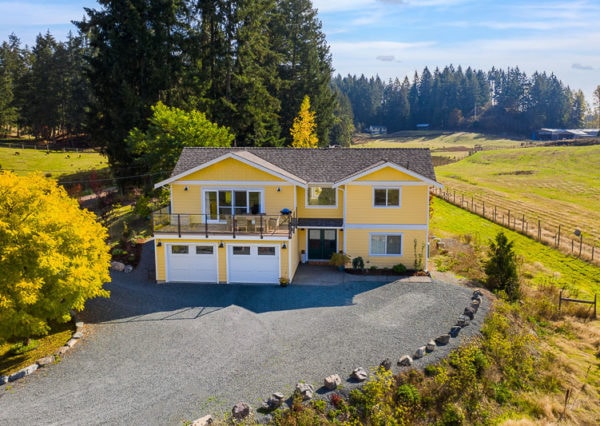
[484,232,520,301]
[290,95,318,147]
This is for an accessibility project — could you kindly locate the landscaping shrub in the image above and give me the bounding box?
[392,263,407,274]
[484,232,520,301]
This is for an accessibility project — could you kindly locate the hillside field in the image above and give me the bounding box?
[436,144,600,246]
[0,146,108,178]
[354,131,522,162]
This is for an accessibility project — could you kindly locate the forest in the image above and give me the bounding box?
[0,0,596,183]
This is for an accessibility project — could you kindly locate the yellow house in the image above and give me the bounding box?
[152,147,442,284]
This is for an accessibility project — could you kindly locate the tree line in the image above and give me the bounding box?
[333,65,590,135]
[0,0,349,184]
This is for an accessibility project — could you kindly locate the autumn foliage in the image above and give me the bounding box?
[0,172,111,343]
[291,95,319,148]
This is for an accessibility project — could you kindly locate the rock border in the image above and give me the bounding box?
[1,312,84,386]
[191,288,487,424]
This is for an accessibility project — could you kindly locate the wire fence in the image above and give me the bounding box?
[433,187,599,266]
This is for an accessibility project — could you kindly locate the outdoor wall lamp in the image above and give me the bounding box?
[156,241,162,247]
[184,186,189,191]
[219,241,224,248]
[282,243,287,249]
[277,187,281,192]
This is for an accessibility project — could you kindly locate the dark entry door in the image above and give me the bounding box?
[308,229,337,260]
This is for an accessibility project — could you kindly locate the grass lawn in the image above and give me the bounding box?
[0,321,74,376]
[0,146,108,178]
[436,145,600,246]
[431,196,600,297]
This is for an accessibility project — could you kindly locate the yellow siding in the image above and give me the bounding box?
[296,187,344,219]
[345,229,427,269]
[263,185,295,216]
[289,233,300,281]
[355,166,419,182]
[155,241,166,281]
[171,184,202,214]
[345,185,428,224]
[186,157,286,181]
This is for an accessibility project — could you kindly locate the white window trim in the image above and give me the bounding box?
[305,186,338,209]
[202,188,265,222]
[369,232,403,256]
[373,187,401,208]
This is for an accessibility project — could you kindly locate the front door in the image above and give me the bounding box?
[307,229,337,260]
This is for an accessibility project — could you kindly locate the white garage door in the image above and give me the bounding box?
[228,245,280,284]
[166,243,218,283]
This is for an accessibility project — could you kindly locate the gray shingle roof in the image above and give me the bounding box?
[170,147,438,184]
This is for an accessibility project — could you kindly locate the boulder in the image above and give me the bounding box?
[263,393,285,410]
[231,402,251,421]
[456,315,470,327]
[55,346,70,356]
[470,300,480,313]
[380,358,392,371]
[124,265,134,273]
[413,346,426,359]
[449,326,461,338]
[472,289,483,299]
[435,334,450,346]
[1,376,8,385]
[295,382,315,401]
[426,340,436,352]
[463,306,476,320]
[36,356,55,367]
[351,367,369,382]
[9,364,38,382]
[324,374,342,390]
[72,331,84,339]
[110,261,126,272]
[192,415,213,426]
[398,355,413,367]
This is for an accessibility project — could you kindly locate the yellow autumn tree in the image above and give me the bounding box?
[290,95,318,148]
[0,172,111,344]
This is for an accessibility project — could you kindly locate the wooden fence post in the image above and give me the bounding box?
[557,224,561,248]
[538,220,541,240]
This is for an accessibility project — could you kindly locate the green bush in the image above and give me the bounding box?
[396,383,420,405]
[393,263,407,274]
[352,256,365,270]
[484,232,520,301]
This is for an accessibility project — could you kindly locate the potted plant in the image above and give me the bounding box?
[329,251,350,271]
[279,276,290,287]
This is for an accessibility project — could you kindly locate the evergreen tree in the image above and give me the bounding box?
[272,0,335,145]
[75,0,195,184]
[0,34,26,135]
[329,86,354,146]
[484,232,520,301]
[290,95,318,147]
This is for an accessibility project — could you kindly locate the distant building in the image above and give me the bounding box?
[367,125,387,135]
[535,128,599,141]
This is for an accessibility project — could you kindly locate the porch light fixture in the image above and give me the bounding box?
[219,241,224,248]
[282,243,287,249]
[156,241,162,247]
[184,186,189,191]
[277,187,281,192]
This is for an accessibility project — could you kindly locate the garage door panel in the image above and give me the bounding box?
[167,244,218,283]
[228,245,279,284]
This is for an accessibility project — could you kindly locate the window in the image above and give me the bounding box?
[374,188,400,207]
[171,245,189,254]
[307,187,336,206]
[370,234,402,255]
[196,246,214,255]
[258,247,276,256]
[204,190,262,220]
[232,246,251,255]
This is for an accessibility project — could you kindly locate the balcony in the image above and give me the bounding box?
[152,208,296,239]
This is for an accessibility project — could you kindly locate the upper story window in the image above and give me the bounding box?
[307,187,336,207]
[374,188,400,207]
[204,190,262,220]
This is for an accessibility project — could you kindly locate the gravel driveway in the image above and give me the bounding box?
[0,244,487,425]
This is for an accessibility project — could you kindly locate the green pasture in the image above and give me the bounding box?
[355,131,521,160]
[436,145,600,243]
[0,146,108,178]
[431,197,600,297]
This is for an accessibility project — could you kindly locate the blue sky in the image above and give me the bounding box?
[1,0,599,103]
